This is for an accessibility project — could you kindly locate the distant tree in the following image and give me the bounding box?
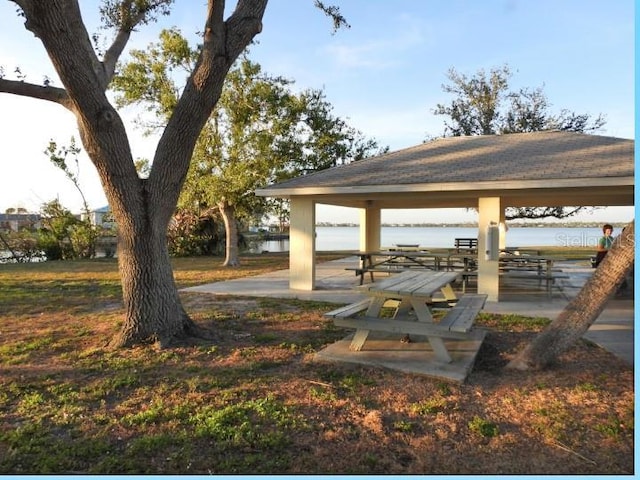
[45,137,98,256]
[434,65,510,136]
[432,64,606,220]
[167,207,223,257]
[113,31,382,266]
[134,158,151,179]
[433,65,606,137]
[37,199,87,260]
[0,229,42,262]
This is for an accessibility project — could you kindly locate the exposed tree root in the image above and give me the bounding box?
[108,313,218,350]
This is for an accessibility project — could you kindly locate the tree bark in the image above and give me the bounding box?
[109,219,210,348]
[5,0,267,348]
[507,220,634,370]
[219,200,241,266]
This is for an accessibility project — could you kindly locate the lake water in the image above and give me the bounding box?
[1,226,609,262]
[255,226,608,252]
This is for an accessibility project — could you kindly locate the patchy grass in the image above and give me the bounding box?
[0,254,633,474]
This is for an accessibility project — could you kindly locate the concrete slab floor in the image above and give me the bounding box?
[181,257,634,378]
[314,329,487,384]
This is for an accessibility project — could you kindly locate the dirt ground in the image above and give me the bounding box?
[178,294,634,475]
[0,286,634,475]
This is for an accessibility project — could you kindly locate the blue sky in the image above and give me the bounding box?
[0,0,635,224]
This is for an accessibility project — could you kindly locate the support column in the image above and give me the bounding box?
[289,196,316,290]
[359,203,381,252]
[478,197,502,302]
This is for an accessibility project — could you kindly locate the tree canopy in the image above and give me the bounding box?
[432,64,606,220]
[112,28,383,265]
[432,64,606,137]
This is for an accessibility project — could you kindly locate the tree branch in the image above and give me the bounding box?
[150,0,267,224]
[0,78,72,110]
[101,1,165,84]
[11,0,106,92]
[102,28,136,85]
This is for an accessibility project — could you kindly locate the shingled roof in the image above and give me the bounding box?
[256,131,634,210]
[262,131,633,190]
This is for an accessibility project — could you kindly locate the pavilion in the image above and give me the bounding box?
[255,131,634,301]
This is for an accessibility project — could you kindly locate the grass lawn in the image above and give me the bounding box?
[0,253,633,474]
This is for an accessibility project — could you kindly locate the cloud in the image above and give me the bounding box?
[344,105,442,150]
[321,14,428,70]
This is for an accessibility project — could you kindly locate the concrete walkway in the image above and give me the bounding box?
[182,257,634,368]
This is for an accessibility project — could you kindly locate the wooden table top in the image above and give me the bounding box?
[358,270,459,297]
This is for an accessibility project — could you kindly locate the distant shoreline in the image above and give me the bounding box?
[315,222,625,228]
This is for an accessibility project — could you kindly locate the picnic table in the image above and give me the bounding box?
[348,250,477,285]
[498,253,568,296]
[324,270,487,363]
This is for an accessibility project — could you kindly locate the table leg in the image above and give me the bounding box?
[427,338,453,363]
[350,329,370,351]
[395,297,412,317]
[367,255,374,283]
[409,298,434,322]
[349,296,384,351]
[440,283,458,304]
[410,297,453,363]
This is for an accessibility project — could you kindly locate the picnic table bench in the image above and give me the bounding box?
[455,238,478,252]
[498,254,568,297]
[324,270,487,363]
[460,270,569,296]
[327,294,487,337]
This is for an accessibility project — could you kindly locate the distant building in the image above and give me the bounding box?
[82,206,116,229]
[0,213,42,232]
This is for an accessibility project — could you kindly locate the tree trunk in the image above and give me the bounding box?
[4,0,267,348]
[219,200,241,266]
[108,204,214,348]
[507,220,634,370]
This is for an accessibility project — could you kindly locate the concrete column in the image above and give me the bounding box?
[289,196,316,290]
[359,204,381,252]
[477,197,502,301]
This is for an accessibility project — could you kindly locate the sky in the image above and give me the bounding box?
[0,0,635,225]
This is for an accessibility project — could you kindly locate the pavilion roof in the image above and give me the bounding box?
[259,131,633,192]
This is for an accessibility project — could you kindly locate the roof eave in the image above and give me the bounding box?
[255,176,635,198]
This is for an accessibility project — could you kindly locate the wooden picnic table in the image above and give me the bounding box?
[348,250,477,285]
[498,253,568,297]
[499,253,565,275]
[325,270,487,363]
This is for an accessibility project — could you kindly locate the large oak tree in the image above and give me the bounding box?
[0,0,271,347]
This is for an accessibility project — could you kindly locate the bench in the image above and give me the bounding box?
[437,294,487,332]
[455,238,478,252]
[459,270,569,296]
[323,298,371,319]
[345,266,396,284]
